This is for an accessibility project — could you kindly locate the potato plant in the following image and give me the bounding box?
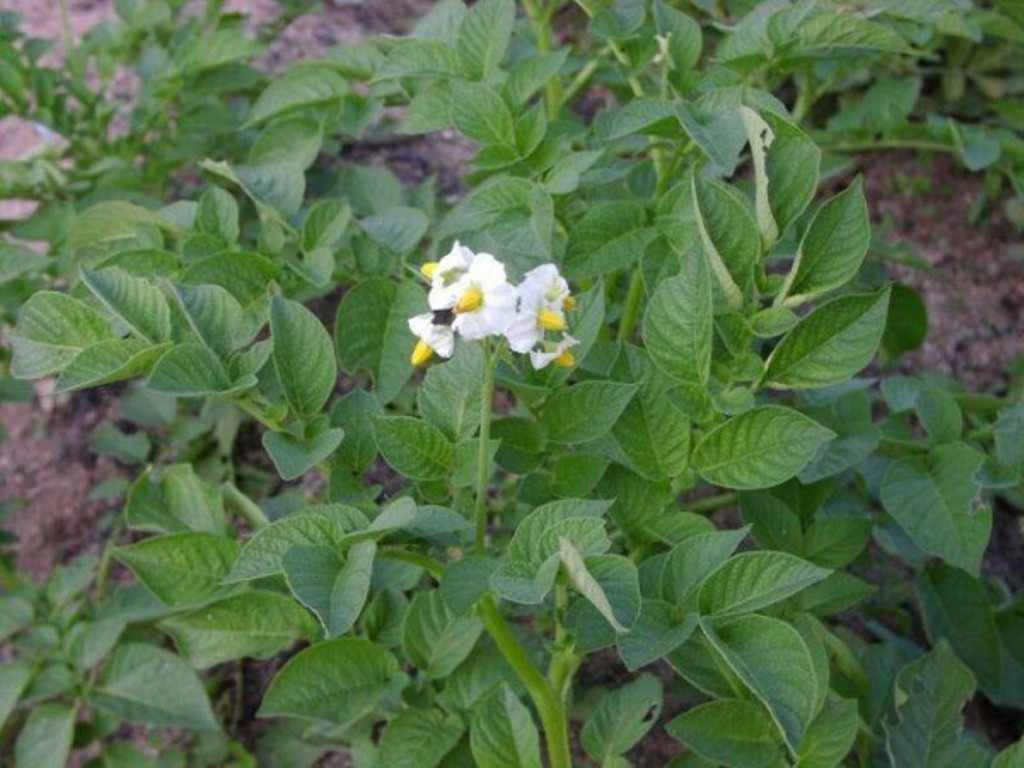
[1,1,1023,766]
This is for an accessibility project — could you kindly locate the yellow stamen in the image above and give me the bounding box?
[555,351,575,368]
[455,286,484,314]
[537,308,567,332]
[420,262,439,280]
[562,295,577,311]
[411,340,434,367]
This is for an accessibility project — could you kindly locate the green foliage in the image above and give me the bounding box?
[1,0,1022,765]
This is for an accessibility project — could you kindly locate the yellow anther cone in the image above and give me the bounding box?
[411,340,434,366]
[537,308,567,331]
[455,286,484,314]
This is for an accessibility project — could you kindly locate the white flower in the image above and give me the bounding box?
[530,334,579,370]
[408,312,455,366]
[506,264,574,354]
[449,252,517,340]
[423,241,475,310]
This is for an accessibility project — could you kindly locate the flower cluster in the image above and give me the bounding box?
[408,242,578,370]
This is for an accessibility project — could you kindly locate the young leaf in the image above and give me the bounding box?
[159,591,319,669]
[691,406,835,490]
[418,342,485,441]
[258,637,401,726]
[271,295,337,420]
[540,381,638,444]
[667,699,782,768]
[376,416,455,481]
[91,643,220,730]
[263,427,345,481]
[701,614,820,751]
[762,111,820,236]
[403,591,483,680]
[698,551,830,617]
[11,292,113,378]
[581,675,663,764]
[456,0,515,79]
[885,642,991,768]
[692,175,759,307]
[616,601,698,671]
[81,267,171,343]
[560,541,640,632]
[378,708,465,768]
[115,532,240,607]
[335,277,424,404]
[124,464,227,534]
[643,248,713,385]
[781,178,870,303]
[14,703,76,768]
[452,81,516,150]
[880,442,989,576]
[764,287,890,389]
[0,662,32,731]
[282,540,376,637]
[471,683,543,768]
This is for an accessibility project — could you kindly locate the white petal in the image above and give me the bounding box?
[505,312,541,353]
[408,313,434,336]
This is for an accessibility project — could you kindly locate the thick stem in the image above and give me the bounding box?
[618,266,645,343]
[478,597,572,768]
[474,341,497,554]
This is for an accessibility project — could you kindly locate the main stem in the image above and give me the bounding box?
[474,341,497,553]
[479,597,573,768]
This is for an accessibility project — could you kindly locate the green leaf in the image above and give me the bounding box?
[359,206,429,255]
[148,342,250,397]
[180,250,279,306]
[247,63,347,126]
[258,637,401,726]
[796,698,860,768]
[781,179,869,303]
[456,0,515,79]
[453,81,516,150]
[702,614,820,751]
[11,292,113,378]
[885,642,991,768]
[196,186,240,243]
[581,674,663,764]
[564,201,654,279]
[644,249,712,385]
[173,283,250,357]
[282,540,376,637]
[765,288,890,389]
[69,201,177,249]
[692,175,759,306]
[699,552,830,617]
[792,13,914,57]
[81,267,171,343]
[471,683,542,768]
[692,406,835,490]
[540,381,638,444]
[883,284,928,359]
[115,532,239,607]
[271,295,337,420]
[418,343,484,441]
[561,541,640,632]
[994,740,1024,768]
[378,708,465,767]
[403,591,483,680]
[55,338,169,393]
[880,443,989,576]
[91,643,220,730]
[124,464,227,534]
[762,112,820,236]
[227,505,367,582]
[14,703,76,768]
[0,661,30,733]
[201,159,305,220]
[263,427,345,481]
[160,591,319,669]
[335,277,424,404]
[616,601,698,671]
[376,416,455,481]
[667,699,782,768]
[917,564,1000,693]
[492,499,611,604]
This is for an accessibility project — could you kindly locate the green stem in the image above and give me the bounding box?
[234,397,283,431]
[547,581,579,703]
[524,0,564,118]
[222,482,270,529]
[684,492,738,514]
[479,596,572,768]
[474,341,497,554]
[95,517,125,603]
[618,266,645,343]
[823,139,954,155]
